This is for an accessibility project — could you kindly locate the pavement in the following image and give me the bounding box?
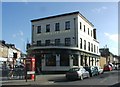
[1,70,120,86]
[1,74,66,86]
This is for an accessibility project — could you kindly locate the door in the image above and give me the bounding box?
[35,54,42,74]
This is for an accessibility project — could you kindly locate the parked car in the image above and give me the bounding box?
[66,66,90,80]
[115,63,120,70]
[84,66,99,77]
[94,66,104,74]
[103,64,112,71]
[109,63,115,70]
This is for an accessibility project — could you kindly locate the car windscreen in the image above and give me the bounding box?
[84,67,90,71]
[69,68,80,72]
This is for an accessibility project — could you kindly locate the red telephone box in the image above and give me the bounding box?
[25,57,36,81]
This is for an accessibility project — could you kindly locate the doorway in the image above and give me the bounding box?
[35,54,42,74]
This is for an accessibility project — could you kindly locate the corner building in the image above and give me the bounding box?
[27,11,100,72]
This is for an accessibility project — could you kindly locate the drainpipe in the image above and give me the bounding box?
[74,18,77,46]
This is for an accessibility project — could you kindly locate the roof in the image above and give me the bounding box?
[31,11,94,27]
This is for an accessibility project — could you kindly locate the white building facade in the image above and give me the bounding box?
[27,11,100,72]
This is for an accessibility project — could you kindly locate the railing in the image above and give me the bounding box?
[2,68,25,80]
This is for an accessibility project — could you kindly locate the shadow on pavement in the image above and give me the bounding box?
[108,82,120,87]
[48,77,82,83]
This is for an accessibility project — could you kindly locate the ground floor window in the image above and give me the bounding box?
[89,57,90,66]
[45,54,56,66]
[81,55,83,66]
[73,55,78,66]
[60,54,69,66]
[84,56,88,66]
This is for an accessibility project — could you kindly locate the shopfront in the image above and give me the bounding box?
[28,48,100,72]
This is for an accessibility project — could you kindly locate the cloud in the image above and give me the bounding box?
[12,34,16,38]
[12,31,25,43]
[22,0,28,2]
[19,31,24,36]
[92,6,108,13]
[110,47,118,55]
[21,0,29,4]
[104,32,118,43]
[12,31,24,38]
[21,38,25,42]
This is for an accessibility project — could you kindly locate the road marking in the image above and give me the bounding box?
[100,78,108,83]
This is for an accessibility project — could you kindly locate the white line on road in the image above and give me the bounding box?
[100,78,108,83]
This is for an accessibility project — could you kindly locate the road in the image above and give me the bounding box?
[50,70,119,86]
[2,70,120,86]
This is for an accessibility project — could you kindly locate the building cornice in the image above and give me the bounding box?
[31,11,94,27]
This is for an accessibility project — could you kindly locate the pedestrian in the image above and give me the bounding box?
[2,62,7,70]
[8,64,14,79]
[36,67,40,74]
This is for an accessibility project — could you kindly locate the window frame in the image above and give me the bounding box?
[84,40,86,50]
[84,25,85,32]
[45,54,56,66]
[94,45,96,53]
[55,39,60,46]
[60,53,70,66]
[46,24,50,32]
[37,26,41,34]
[37,40,41,46]
[88,28,89,35]
[65,38,71,46]
[80,38,82,49]
[80,22,82,29]
[91,43,93,52]
[45,40,50,46]
[91,30,92,37]
[88,42,90,51]
[55,23,60,31]
[65,21,70,30]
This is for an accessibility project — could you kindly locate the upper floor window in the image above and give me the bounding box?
[65,21,70,30]
[45,40,50,46]
[94,45,96,53]
[55,39,60,46]
[46,24,50,32]
[88,28,89,35]
[91,43,93,52]
[80,38,82,49]
[32,25,34,43]
[80,22,82,29]
[91,30,92,37]
[65,38,71,46]
[55,23,60,31]
[84,25,85,32]
[97,46,98,53]
[88,42,90,51]
[84,40,86,50]
[37,40,41,46]
[37,26,41,33]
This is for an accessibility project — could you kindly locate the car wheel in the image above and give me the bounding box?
[80,75,83,80]
[91,73,93,77]
[88,74,90,78]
